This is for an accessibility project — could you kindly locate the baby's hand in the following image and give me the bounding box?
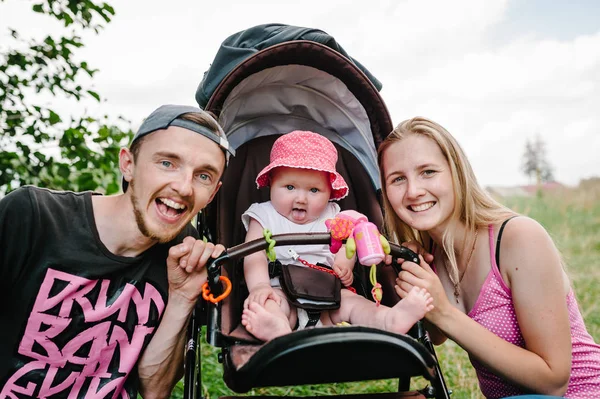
[333,263,354,287]
[244,284,280,309]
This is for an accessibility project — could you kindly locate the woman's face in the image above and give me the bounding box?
[381,134,455,235]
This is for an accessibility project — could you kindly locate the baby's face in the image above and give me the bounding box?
[270,167,332,225]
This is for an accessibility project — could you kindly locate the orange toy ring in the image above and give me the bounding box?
[202,276,232,303]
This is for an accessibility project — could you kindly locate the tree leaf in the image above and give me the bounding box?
[0,0,133,195]
[48,110,62,125]
[87,90,100,101]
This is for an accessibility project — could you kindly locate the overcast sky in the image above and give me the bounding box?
[1,0,599,187]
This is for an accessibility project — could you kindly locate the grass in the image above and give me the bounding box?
[169,184,600,399]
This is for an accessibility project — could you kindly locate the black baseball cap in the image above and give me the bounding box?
[122,104,235,192]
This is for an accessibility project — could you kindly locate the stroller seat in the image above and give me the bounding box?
[205,135,389,345]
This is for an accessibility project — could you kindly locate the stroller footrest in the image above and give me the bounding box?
[223,326,437,393]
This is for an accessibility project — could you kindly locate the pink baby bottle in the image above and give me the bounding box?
[353,221,385,265]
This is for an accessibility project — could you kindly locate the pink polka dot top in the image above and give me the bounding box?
[465,225,600,398]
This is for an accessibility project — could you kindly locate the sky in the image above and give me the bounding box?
[1,0,599,187]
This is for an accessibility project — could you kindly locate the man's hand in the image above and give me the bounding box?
[167,236,225,303]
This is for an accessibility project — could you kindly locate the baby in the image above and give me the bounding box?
[241,130,433,341]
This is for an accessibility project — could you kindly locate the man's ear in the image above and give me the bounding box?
[207,181,222,204]
[119,148,135,186]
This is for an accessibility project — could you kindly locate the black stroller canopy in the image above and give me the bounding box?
[196,23,382,108]
[195,23,392,190]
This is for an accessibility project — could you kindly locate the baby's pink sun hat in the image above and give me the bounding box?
[256,130,349,200]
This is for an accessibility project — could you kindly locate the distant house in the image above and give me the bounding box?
[486,181,565,198]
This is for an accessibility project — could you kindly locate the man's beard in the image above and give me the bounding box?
[129,179,183,244]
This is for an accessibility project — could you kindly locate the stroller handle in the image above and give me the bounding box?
[205,233,420,292]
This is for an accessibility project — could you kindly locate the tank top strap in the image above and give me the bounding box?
[488,224,495,267]
[494,216,519,271]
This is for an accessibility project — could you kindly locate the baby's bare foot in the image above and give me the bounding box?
[402,286,434,318]
[385,287,434,334]
[241,302,292,342]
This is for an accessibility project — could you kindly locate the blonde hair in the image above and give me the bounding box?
[377,117,517,286]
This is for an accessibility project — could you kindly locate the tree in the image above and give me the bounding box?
[0,0,133,195]
[522,133,554,187]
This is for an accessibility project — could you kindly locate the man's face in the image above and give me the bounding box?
[122,126,225,243]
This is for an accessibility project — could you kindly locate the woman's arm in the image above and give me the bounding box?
[399,218,571,395]
[392,241,446,344]
[423,320,447,345]
[486,217,571,394]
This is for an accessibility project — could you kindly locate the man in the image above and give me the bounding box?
[0,104,235,398]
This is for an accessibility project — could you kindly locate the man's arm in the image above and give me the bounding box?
[137,292,195,398]
[138,237,224,399]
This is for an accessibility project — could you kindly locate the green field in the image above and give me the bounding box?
[171,185,600,399]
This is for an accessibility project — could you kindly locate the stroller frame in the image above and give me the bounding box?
[182,23,452,399]
[185,232,450,398]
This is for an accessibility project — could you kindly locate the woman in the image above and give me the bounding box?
[378,117,600,398]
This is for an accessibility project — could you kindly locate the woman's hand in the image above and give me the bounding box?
[401,240,434,264]
[384,240,434,266]
[394,255,450,324]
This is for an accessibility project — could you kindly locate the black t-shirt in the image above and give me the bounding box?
[0,186,198,398]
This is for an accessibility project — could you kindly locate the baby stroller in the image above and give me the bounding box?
[186,24,451,399]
